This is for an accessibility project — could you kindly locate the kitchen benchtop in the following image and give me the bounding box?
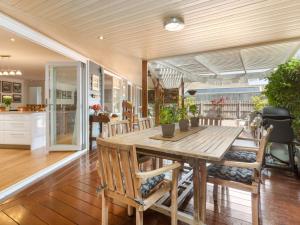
[0,111,45,114]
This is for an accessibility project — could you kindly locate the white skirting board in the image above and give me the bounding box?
[0,149,87,202]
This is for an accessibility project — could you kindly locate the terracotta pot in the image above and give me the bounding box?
[190,117,199,127]
[161,124,175,138]
[179,119,189,132]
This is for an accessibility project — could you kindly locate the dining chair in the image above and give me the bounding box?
[96,139,180,225]
[199,116,222,126]
[207,126,273,225]
[103,119,153,170]
[137,117,153,130]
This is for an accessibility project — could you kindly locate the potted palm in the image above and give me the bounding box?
[189,104,199,127]
[159,106,177,137]
[177,107,189,131]
[2,96,12,111]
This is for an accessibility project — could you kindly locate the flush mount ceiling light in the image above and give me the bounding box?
[97,35,104,40]
[164,17,185,31]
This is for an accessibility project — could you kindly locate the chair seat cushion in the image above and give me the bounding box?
[224,151,256,162]
[140,174,165,197]
[208,164,253,184]
[232,139,258,148]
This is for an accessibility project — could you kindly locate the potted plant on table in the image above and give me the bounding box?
[189,104,199,127]
[177,107,189,132]
[2,96,12,111]
[159,106,177,137]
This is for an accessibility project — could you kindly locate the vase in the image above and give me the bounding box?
[5,106,10,111]
[190,117,199,127]
[161,124,175,138]
[179,119,189,132]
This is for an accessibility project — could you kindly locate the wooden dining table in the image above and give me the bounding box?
[104,125,243,225]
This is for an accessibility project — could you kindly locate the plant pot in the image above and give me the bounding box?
[179,119,189,132]
[5,106,10,111]
[161,124,175,138]
[190,117,199,127]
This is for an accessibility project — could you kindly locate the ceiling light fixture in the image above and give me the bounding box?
[10,38,15,42]
[0,55,22,76]
[97,36,104,40]
[164,17,185,31]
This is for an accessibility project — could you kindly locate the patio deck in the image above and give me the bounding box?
[0,148,299,225]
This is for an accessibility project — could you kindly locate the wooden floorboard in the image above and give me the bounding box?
[1,149,300,225]
[0,149,73,191]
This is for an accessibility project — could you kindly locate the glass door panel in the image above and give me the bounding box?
[46,62,85,151]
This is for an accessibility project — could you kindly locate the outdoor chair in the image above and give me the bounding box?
[96,139,180,225]
[207,126,273,225]
[103,119,153,170]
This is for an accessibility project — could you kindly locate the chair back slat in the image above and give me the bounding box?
[101,146,115,191]
[256,126,273,163]
[138,117,153,130]
[200,116,222,126]
[97,139,138,199]
[107,120,130,137]
[110,149,125,194]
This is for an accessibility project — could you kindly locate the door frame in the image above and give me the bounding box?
[0,13,89,151]
[45,61,87,151]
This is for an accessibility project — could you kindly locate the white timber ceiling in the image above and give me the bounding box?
[149,40,300,88]
[0,0,300,61]
[0,28,72,80]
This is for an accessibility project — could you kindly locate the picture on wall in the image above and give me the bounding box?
[56,89,62,99]
[13,94,22,103]
[66,91,72,99]
[92,74,100,91]
[62,91,67,99]
[2,81,12,93]
[13,82,22,93]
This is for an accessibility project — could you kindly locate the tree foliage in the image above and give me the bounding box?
[264,58,300,135]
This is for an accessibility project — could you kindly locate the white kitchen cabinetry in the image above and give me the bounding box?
[0,112,46,150]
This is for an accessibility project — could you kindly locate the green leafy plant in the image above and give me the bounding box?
[177,107,188,120]
[189,104,198,117]
[251,95,268,112]
[159,106,177,125]
[264,58,300,136]
[2,96,12,107]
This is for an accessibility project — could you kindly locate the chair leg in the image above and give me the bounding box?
[288,144,296,174]
[136,210,143,225]
[213,184,218,202]
[101,191,108,225]
[251,193,259,225]
[171,168,179,225]
[127,206,134,216]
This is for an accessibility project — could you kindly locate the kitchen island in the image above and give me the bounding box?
[0,111,46,150]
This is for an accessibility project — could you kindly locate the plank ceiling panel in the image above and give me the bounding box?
[1,0,300,61]
[197,50,244,73]
[241,41,300,70]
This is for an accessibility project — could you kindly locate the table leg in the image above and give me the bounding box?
[192,159,201,225]
[199,160,207,223]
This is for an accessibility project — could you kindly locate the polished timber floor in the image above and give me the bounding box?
[0,149,299,225]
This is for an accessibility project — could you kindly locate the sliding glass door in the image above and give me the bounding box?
[45,62,87,151]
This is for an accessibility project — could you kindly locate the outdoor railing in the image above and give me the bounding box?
[196,100,254,119]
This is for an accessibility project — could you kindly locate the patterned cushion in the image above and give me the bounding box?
[224,151,256,162]
[208,164,253,184]
[140,174,165,197]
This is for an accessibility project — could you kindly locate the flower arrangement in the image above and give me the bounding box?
[211,96,226,117]
[90,104,102,115]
